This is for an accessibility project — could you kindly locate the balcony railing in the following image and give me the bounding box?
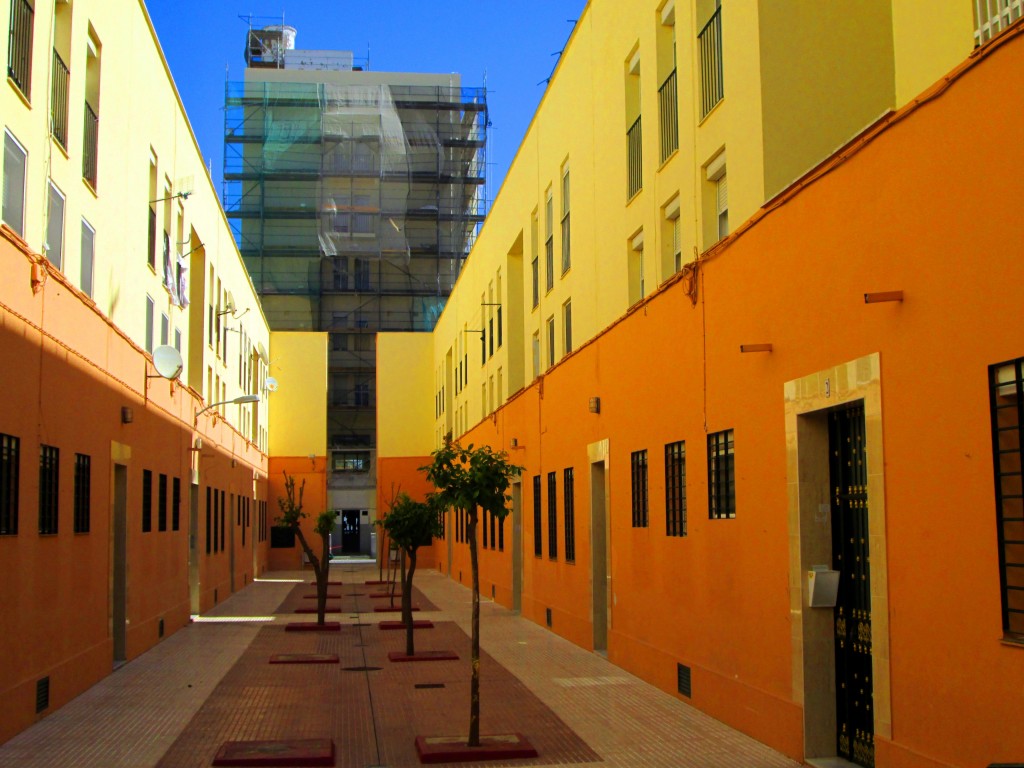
[7,0,33,99]
[51,50,70,149]
[658,68,679,163]
[699,6,724,119]
[83,103,99,189]
[974,0,1023,45]
[627,115,643,199]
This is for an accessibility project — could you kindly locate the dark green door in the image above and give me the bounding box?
[829,403,874,768]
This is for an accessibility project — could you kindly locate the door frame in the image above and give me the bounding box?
[110,451,129,667]
[588,439,610,654]
[785,353,891,761]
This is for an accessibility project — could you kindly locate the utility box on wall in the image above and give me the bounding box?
[808,566,840,608]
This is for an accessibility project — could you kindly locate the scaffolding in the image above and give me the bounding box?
[223,76,487,452]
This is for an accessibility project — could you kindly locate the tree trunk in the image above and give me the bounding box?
[391,549,403,610]
[404,548,417,656]
[293,528,326,625]
[468,507,481,747]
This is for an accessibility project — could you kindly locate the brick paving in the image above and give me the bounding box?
[0,564,802,768]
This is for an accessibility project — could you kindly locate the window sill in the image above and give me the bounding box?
[82,177,98,198]
[561,266,571,278]
[7,77,31,109]
[657,147,679,173]
[1001,636,1024,650]
[626,188,642,206]
[697,98,724,128]
[50,136,70,160]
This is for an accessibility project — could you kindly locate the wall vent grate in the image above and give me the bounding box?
[545,608,552,627]
[36,677,50,713]
[677,663,692,698]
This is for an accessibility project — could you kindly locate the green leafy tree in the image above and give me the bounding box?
[376,492,443,656]
[424,438,522,747]
[277,472,335,624]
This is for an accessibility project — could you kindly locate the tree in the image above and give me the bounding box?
[277,472,335,624]
[376,492,443,656]
[424,438,522,747]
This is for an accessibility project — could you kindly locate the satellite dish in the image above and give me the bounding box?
[265,376,279,392]
[152,345,183,380]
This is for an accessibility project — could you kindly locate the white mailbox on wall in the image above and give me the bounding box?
[808,565,841,608]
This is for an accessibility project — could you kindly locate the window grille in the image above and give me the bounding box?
[7,0,34,99]
[39,445,59,535]
[74,454,90,533]
[548,471,558,560]
[1,434,21,536]
[665,441,687,536]
[631,450,649,527]
[533,475,542,557]
[172,477,180,531]
[708,430,736,519]
[158,473,168,531]
[142,470,152,533]
[659,68,679,162]
[627,116,642,198]
[698,6,724,118]
[51,50,70,149]
[564,468,576,563]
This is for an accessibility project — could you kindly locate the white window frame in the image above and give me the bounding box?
[46,181,66,269]
[2,130,28,238]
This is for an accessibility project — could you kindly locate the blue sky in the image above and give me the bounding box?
[147,1,586,205]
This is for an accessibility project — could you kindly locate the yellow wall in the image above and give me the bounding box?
[268,331,328,457]
[377,333,434,457]
[0,0,269,443]
[891,0,975,106]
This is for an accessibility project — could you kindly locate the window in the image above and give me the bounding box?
[629,230,645,305]
[38,445,59,535]
[220,489,226,552]
[631,449,649,527]
[1,434,20,535]
[708,429,736,519]
[665,440,687,536]
[547,317,555,369]
[205,486,211,554]
[563,301,572,356]
[2,130,27,237]
[544,189,554,291]
[74,454,90,534]
[698,2,724,118]
[658,6,679,163]
[662,195,682,278]
[80,219,95,297]
[705,151,728,244]
[547,471,558,560]
[174,328,182,353]
[531,210,540,308]
[496,271,503,348]
[355,258,371,290]
[7,0,34,99]
[172,477,180,531]
[560,167,570,273]
[626,47,642,198]
[145,295,155,354]
[82,29,101,189]
[532,332,540,379]
[716,173,728,239]
[148,154,158,270]
[564,467,575,563]
[533,475,542,557]
[989,357,1024,639]
[158,473,168,531]
[45,182,65,268]
[333,451,371,472]
[142,469,152,533]
[161,314,170,346]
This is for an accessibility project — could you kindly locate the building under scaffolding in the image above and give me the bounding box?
[224,24,487,546]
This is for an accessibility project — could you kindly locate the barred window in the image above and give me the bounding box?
[708,429,736,519]
[158,473,168,531]
[172,477,180,531]
[74,453,90,533]
[990,357,1024,639]
[489,509,496,550]
[665,440,687,537]
[533,475,542,557]
[220,490,226,551]
[1,433,20,535]
[547,472,558,560]
[564,468,576,563]
[482,507,489,548]
[498,512,504,551]
[631,449,649,527]
[39,445,59,535]
[142,469,152,533]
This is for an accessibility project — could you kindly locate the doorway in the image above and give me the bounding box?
[829,404,873,767]
[112,464,127,665]
[511,481,522,612]
[341,509,361,553]
[588,438,610,654]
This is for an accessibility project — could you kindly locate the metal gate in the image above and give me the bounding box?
[829,403,874,768]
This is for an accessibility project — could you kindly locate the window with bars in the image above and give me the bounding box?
[74,454,90,533]
[989,357,1024,639]
[220,490,226,552]
[564,467,576,563]
[547,317,556,369]
[7,0,34,99]
[498,511,504,551]
[158,473,168,531]
[172,477,180,531]
[482,507,489,548]
[631,449,649,527]
[531,209,540,308]
[533,475,542,557]
[142,469,152,533]
[665,440,687,537]
[490,510,496,550]
[547,472,558,560]
[561,168,571,274]
[1,434,19,536]
[708,429,736,519]
[563,301,573,356]
[698,4,724,119]
[545,190,554,291]
[205,486,211,553]
[39,445,59,535]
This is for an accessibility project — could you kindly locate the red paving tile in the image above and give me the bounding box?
[415,733,538,764]
[212,737,335,766]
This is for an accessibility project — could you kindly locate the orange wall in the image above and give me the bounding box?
[267,456,328,571]
[379,33,1024,768]
[0,230,268,744]
[376,457,440,572]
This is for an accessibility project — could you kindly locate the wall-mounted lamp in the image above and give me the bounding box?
[510,438,518,448]
[121,406,134,424]
[194,394,259,426]
[739,344,773,353]
[588,397,601,414]
[864,290,903,304]
[149,191,191,204]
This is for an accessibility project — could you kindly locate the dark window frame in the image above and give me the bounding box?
[547,471,558,560]
[707,429,736,519]
[1,433,21,536]
[141,469,152,533]
[73,453,90,533]
[172,477,180,531]
[665,440,687,537]
[158,473,168,531]
[564,467,575,563]
[533,475,542,557]
[38,444,59,535]
[631,449,649,527]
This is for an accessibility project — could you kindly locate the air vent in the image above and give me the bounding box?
[342,666,382,672]
[677,663,692,698]
[415,683,445,689]
[36,677,50,713]
[491,584,496,598]
[158,618,164,638]
[214,588,218,604]
[545,608,552,627]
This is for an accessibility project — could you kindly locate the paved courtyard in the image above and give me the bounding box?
[0,563,802,767]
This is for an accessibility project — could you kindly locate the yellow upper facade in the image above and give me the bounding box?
[376,0,985,451]
[1,0,271,445]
